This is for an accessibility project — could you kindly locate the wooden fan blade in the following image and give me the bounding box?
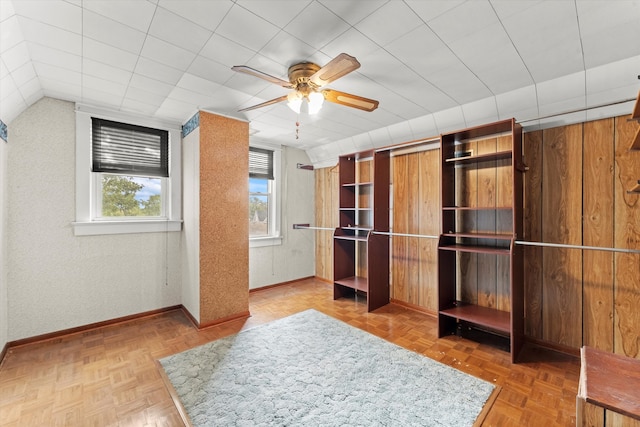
[238,95,288,112]
[231,65,293,88]
[309,53,360,87]
[322,89,379,112]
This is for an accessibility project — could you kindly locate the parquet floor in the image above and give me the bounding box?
[0,278,580,426]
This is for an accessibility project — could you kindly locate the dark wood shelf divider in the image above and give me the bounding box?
[333,150,390,312]
[437,118,524,363]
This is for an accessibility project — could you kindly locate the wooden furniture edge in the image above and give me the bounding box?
[154,359,193,427]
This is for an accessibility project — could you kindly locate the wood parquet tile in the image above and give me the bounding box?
[0,278,580,426]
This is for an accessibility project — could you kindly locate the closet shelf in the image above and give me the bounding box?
[335,276,368,292]
[445,150,512,164]
[440,304,510,334]
[342,181,373,187]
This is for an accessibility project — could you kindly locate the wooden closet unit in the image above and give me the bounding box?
[629,90,640,193]
[333,150,390,312]
[437,118,525,363]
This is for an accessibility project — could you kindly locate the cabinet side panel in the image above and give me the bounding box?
[315,166,339,281]
[418,149,440,311]
[523,130,543,339]
[391,154,409,302]
[613,116,640,359]
[476,137,497,309]
[407,153,421,304]
[542,124,583,348]
[583,118,614,352]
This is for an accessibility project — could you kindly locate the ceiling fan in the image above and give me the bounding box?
[231,53,379,114]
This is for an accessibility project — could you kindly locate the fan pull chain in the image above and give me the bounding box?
[295,120,300,139]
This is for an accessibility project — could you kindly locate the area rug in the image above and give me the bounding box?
[158,309,498,426]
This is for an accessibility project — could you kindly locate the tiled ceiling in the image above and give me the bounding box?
[1,0,639,165]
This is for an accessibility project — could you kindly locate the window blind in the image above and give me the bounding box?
[92,118,169,177]
[249,147,274,180]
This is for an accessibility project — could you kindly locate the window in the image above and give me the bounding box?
[73,105,181,236]
[249,146,281,246]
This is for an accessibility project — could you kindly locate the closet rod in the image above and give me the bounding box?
[517,97,636,124]
[292,225,335,231]
[372,231,439,239]
[515,240,640,255]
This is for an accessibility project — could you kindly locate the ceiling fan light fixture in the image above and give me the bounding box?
[308,91,324,115]
[287,91,303,114]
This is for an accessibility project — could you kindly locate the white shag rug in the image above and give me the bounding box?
[158,309,497,426]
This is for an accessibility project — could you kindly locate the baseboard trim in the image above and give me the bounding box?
[313,276,333,284]
[390,299,437,318]
[0,342,8,368]
[524,336,580,358]
[197,311,251,330]
[249,276,316,293]
[7,305,183,349]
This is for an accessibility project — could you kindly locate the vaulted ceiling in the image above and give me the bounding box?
[1,0,639,166]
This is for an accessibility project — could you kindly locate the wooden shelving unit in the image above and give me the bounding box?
[437,118,525,363]
[333,150,390,312]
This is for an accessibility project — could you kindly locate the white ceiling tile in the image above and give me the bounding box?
[158,0,233,31]
[335,137,357,155]
[33,61,80,85]
[495,84,538,121]
[11,61,36,86]
[83,0,156,32]
[387,121,414,145]
[586,55,640,106]
[83,9,146,54]
[536,71,585,107]
[1,41,31,72]
[81,86,125,108]
[404,0,465,22]
[355,1,422,46]
[129,73,174,97]
[351,132,374,151]
[0,0,16,21]
[258,31,315,66]
[320,27,379,61]
[139,36,197,71]
[0,60,8,79]
[236,0,311,28]
[448,24,532,94]
[461,96,499,128]
[200,33,255,68]
[124,86,166,106]
[319,0,387,25]
[0,88,27,123]
[19,78,43,104]
[187,55,235,85]
[121,97,160,116]
[134,57,183,85]
[496,1,583,82]
[1,15,23,53]
[18,17,80,55]
[432,106,465,133]
[585,101,635,122]
[148,6,212,53]
[155,97,194,122]
[0,73,18,98]
[176,73,220,96]
[368,126,391,148]
[216,4,280,52]
[83,58,132,85]
[11,0,81,33]
[428,0,499,44]
[406,114,438,139]
[82,75,127,98]
[82,38,139,72]
[283,1,350,49]
[28,44,81,72]
[39,76,81,99]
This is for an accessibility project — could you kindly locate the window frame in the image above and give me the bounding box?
[249,144,282,248]
[73,104,182,236]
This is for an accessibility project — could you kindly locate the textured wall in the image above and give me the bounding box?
[181,127,200,321]
[6,98,182,340]
[198,112,249,325]
[249,146,315,289]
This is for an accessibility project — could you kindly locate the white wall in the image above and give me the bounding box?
[181,126,199,321]
[0,129,8,350]
[249,146,315,289]
[6,98,182,341]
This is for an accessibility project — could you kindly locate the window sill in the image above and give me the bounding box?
[72,219,183,236]
[250,235,283,248]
